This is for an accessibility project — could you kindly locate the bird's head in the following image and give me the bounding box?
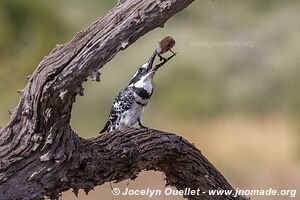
[128,50,158,88]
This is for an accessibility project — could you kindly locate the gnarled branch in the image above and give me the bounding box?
[0,0,249,200]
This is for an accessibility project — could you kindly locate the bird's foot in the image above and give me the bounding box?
[139,125,150,131]
[143,127,150,131]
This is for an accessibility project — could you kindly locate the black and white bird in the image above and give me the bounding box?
[100,50,158,133]
[100,43,176,133]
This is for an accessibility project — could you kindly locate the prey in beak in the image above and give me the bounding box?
[128,46,176,87]
[156,36,176,62]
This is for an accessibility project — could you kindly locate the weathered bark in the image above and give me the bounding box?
[0,0,249,200]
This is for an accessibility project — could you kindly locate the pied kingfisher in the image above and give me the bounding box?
[100,41,175,133]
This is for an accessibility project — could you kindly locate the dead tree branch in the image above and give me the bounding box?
[0,0,248,200]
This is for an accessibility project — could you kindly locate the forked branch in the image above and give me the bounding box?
[0,0,248,200]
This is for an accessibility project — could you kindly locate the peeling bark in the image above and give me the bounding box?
[0,0,249,200]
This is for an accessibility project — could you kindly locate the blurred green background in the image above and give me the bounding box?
[0,0,299,199]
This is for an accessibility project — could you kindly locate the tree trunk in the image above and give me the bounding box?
[0,0,249,200]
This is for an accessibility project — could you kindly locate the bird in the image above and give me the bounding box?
[100,49,157,133]
[100,50,158,133]
[156,36,176,61]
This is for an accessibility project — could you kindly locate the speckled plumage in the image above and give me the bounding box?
[100,51,156,133]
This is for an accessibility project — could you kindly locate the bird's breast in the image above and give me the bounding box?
[119,102,144,127]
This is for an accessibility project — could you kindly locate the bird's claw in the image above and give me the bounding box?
[139,125,150,131]
[143,127,150,131]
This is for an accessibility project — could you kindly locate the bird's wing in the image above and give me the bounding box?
[100,88,134,133]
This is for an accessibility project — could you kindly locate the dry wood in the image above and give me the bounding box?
[0,0,249,200]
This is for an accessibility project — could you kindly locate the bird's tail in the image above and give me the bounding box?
[99,121,110,133]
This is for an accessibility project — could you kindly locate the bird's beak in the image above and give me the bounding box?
[146,49,157,71]
[143,49,158,77]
